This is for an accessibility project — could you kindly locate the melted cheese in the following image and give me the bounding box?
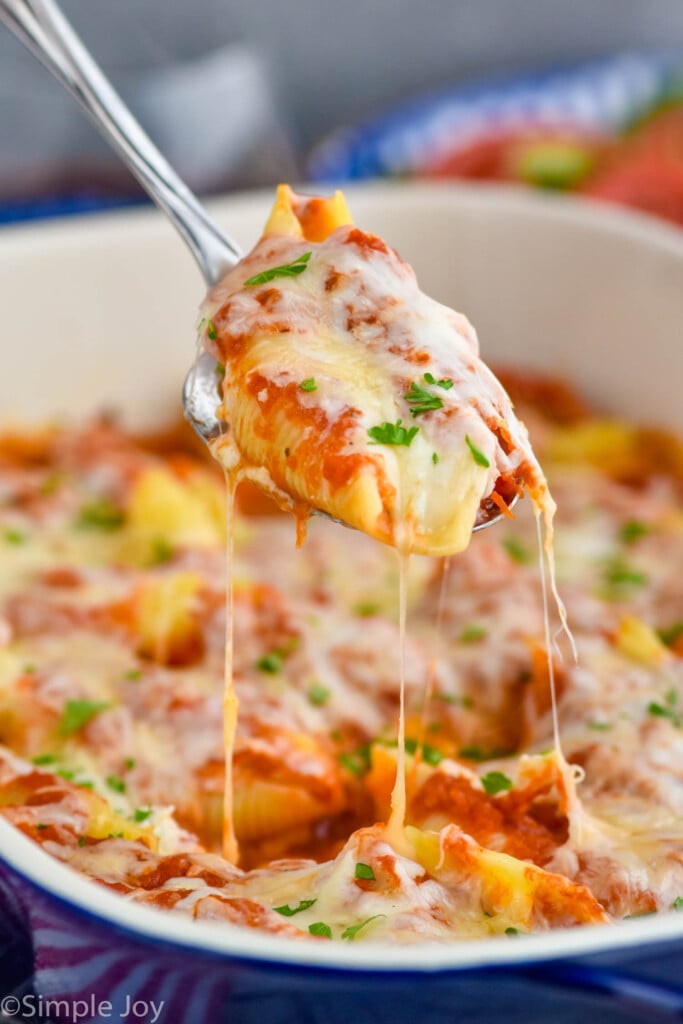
[204,185,548,557]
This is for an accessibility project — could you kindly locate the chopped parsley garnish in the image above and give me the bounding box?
[78,836,87,847]
[308,921,332,938]
[459,745,512,762]
[244,252,312,287]
[353,601,380,617]
[32,753,56,765]
[502,535,531,565]
[123,668,142,682]
[673,897,683,911]
[76,497,124,531]
[481,771,513,795]
[432,452,439,465]
[36,823,48,830]
[404,380,444,417]
[256,651,285,674]
[274,898,317,917]
[354,862,376,881]
[150,536,174,565]
[307,682,331,707]
[134,808,153,823]
[618,519,651,545]
[459,624,488,644]
[588,720,612,731]
[603,560,647,587]
[215,362,225,378]
[367,420,419,447]
[505,927,521,936]
[300,378,317,392]
[23,664,35,674]
[423,372,453,390]
[647,688,682,728]
[341,915,385,940]
[422,743,444,767]
[438,692,474,709]
[206,319,218,340]
[124,757,136,771]
[465,435,490,468]
[106,775,126,794]
[4,528,26,545]
[58,699,111,737]
[658,622,683,648]
[339,745,371,777]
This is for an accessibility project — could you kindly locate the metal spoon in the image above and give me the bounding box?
[0,0,515,533]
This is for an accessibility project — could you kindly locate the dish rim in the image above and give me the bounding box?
[1,181,683,972]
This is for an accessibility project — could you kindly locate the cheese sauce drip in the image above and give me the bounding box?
[200,185,572,862]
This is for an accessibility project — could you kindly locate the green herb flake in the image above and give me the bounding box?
[206,319,218,340]
[588,720,612,731]
[404,381,444,417]
[244,252,312,287]
[338,745,371,777]
[123,668,142,682]
[150,536,174,565]
[23,664,36,674]
[502,535,532,565]
[459,624,488,644]
[438,692,474,709]
[40,473,64,496]
[35,823,48,830]
[256,651,284,674]
[32,753,57,766]
[354,862,376,881]
[658,622,683,649]
[353,601,380,617]
[307,682,331,707]
[603,560,647,587]
[124,757,136,771]
[619,519,651,545]
[300,378,317,393]
[58,699,111,737]
[78,836,87,847]
[274,898,317,917]
[341,914,385,940]
[481,771,513,795]
[422,744,444,767]
[505,926,521,936]
[106,775,127,794]
[465,435,490,468]
[56,769,74,781]
[367,420,419,447]
[647,697,682,728]
[308,921,332,939]
[215,362,225,378]
[432,452,439,465]
[134,808,153,823]
[673,897,683,911]
[76,497,124,532]
[423,372,453,390]
[4,528,26,545]
[459,745,513,763]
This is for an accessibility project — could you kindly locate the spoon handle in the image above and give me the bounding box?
[0,0,242,284]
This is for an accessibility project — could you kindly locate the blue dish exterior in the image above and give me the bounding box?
[308,51,683,184]
[3,859,683,1024]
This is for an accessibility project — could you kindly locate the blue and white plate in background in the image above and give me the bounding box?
[308,51,683,183]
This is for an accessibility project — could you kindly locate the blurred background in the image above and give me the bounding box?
[1,0,683,226]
